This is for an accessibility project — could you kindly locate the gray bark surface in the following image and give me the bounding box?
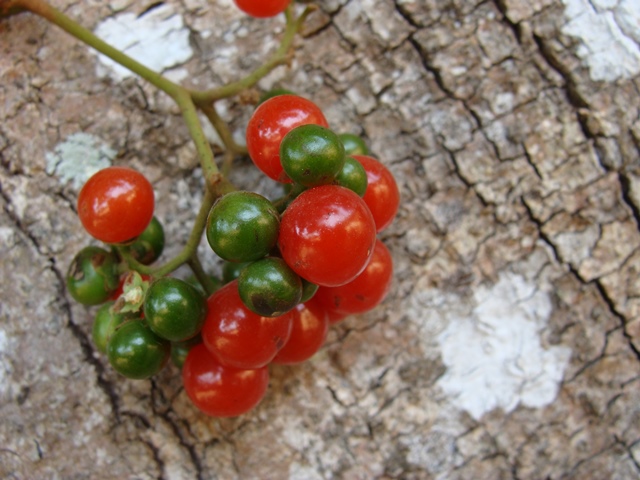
[1,0,639,478]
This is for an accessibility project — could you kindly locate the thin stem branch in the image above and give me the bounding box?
[13,0,223,188]
[13,0,182,97]
[151,188,216,277]
[118,184,232,278]
[117,248,153,276]
[200,104,247,155]
[221,151,235,178]
[187,255,216,295]
[174,91,220,185]
[189,5,316,105]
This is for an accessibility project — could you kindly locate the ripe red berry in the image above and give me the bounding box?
[272,297,329,365]
[352,155,400,232]
[314,239,393,315]
[233,0,291,18]
[201,281,293,369]
[77,167,155,244]
[246,95,329,183]
[278,185,377,287]
[183,343,269,417]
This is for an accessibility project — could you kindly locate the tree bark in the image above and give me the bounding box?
[1,0,639,478]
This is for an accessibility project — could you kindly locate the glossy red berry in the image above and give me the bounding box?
[246,95,329,183]
[352,155,400,232]
[278,185,376,287]
[314,239,393,315]
[183,343,269,417]
[201,281,293,369]
[272,297,329,365]
[233,0,290,18]
[77,166,155,244]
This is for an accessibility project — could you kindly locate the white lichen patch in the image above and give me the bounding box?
[45,133,116,189]
[92,4,193,81]
[432,272,572,420]
[562,0,640,81]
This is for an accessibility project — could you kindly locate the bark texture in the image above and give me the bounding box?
[1,0,639,478]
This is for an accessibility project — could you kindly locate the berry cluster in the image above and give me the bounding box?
[38,0,401,417]
[66,92,399,417]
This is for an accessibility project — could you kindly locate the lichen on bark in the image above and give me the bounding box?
[0,0,639,478]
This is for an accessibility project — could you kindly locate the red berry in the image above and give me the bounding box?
[327,309,347,325]
[201,281,293,369]
[315,239,393,315]
[233,0,290,18]
[246,95,328,183]
[352,155,400,232]
[272,297,329,365]
[78,167,155,244]
[183,344,269,417]
[279,185,376,287]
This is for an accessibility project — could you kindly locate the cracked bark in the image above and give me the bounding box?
[1,0,639,478]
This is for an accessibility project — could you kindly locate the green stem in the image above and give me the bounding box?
[271,183,305,213]
[221,151,235,178]
[117,174,235,279]
[149,188,217,277]
[116,247,153,276]
[15,0,182,97]
[117,187,221,278]
[200,104,247,155]
[190,5,315,105]
[174,91,220,186]
[187,255,216,295]
[16,0,223,187]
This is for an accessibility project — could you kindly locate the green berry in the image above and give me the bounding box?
[280,124,346,187]
[238,257,302,317]
[206,191,280,263]
[144,277,207,342]
[339,133,368,156]
[92,302,127,354]
[185,274,222,296]
[171,335,202,369]
[66,246,120,305]
[335,156,368,197]
[128,216,165,265]
[222,261,251,284]
[300,279,319,303]
[107,320,170,379]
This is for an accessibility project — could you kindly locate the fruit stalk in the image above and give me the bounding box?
[189,4,316,105]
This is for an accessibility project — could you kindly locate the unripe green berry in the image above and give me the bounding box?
[335,156,368,197]
[339,133,368,156]
[107,320,170,379]
[66,246,120,305]
[238,257,302,317]
[144,277,207,342]
[206,191,280,263]
[280,124,345,187]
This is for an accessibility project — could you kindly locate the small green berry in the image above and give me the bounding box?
[238,257,302,317]
[339,133,368,156]
[280,124,346,187]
